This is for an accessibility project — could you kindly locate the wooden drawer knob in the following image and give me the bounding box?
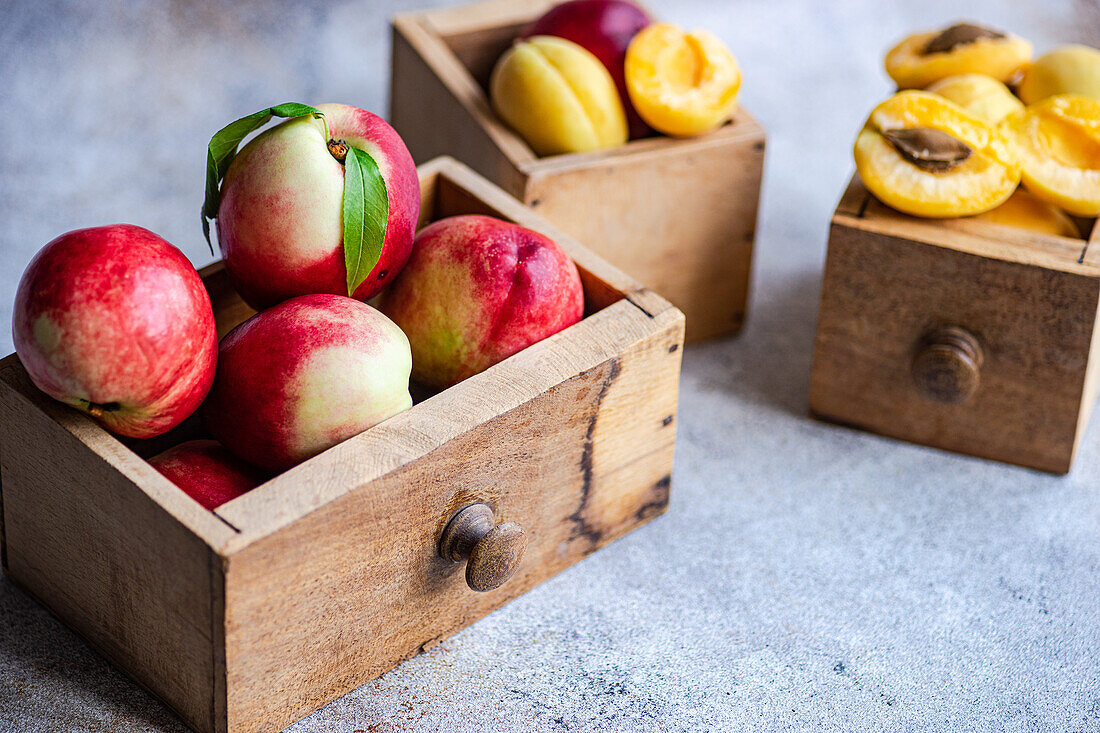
[911,326,984,404]
[439,503,527,592]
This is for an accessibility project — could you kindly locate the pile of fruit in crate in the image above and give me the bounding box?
[12,102,583,509]
[487,0,744,155]
[854,21,1100,233]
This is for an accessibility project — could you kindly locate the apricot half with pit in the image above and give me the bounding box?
[854,91,1020,218]
[490,35,628,156]
[925,74,1024,124]
[624,23,740,137]
[1002,94,1100,216]
[1018,45,1100,105]
[885,22,1032,89]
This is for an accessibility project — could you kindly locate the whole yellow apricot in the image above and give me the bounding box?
[885,22,1032,89]
[854,90,1020,218]
[1002,94,1100,216]
[625,23,741,137]
[925,74,1024,124]
[490,35,628,156]
[970,189,1081,238]
[1018,45,1100,105]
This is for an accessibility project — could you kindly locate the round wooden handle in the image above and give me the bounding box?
[439,504,527,592]
[911,326,984,404]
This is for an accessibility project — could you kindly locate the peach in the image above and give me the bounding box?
[925,74,1023,124]
[12,225,217,438]
[149,440,269,511]
[379,215,584,389]
[885,22,1032,90]
[1018,45,1100,105]
[624,23,740,137]
[490,36,627,156]
[203,294,413,472]
[854,91,1020,218]
[215,103,420,309]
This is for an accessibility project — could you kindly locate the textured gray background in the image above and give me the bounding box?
[2,0,1100,731]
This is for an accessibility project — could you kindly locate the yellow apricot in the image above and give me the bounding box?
[1002,94,1100,216]
[925,74,1024,124]
[490,36,627,156]
[854,91,1020,218]
[1018,45,1100,105]
[970,189,1081,237]
[885,22,1032,89]
[625,23,741,137]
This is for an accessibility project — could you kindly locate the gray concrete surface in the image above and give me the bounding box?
[2,0,1100,731]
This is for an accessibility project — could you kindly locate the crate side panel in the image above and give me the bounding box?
[221,307,683,733]
[809,221,1098,473]
[525,123,765,342]
[390,20,526,194]
[0,373,220,732]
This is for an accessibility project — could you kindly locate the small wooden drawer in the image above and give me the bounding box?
[0,157,685,733]
[810,175,1100,474]
[389,0,766,342]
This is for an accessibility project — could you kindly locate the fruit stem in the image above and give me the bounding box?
[328,138,349,163]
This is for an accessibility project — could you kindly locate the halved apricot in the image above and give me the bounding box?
[1002,94,1100,216]
[854,91,1020,218]
[624,23,740,137]
[925,74,1023,124]
[970,189,1081,237]
[885,22,1032,89]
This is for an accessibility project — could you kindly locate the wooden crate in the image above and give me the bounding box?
[390,0,766,342]
[0,157,685,733]
[810,174,1100,474]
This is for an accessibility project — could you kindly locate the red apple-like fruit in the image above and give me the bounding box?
[379,215,584,389]
[203,294,413,472]
[149,440,269,510]
[216,103,420,309]
[12,225,217,438]
[526,0,653,139]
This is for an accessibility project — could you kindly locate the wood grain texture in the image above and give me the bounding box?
[389,0,765,342]
[810,175,1100,473]
[0,356,238,733]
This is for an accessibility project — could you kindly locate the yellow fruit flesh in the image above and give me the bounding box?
[854,91,1020,218]
[489,36,627,157]
[970,189,1081,238]
[925,74,1024,124]
[1003,94,1100,216]
[625,23,741,138]
[885,29,1032,89]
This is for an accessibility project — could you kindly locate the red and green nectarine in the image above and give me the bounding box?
[12,225,217,438]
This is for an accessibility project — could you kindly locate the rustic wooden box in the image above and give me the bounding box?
[810,175,1100,474]
[390,0,766,342]
[0,157,685,733]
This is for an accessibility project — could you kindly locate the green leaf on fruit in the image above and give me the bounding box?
[201,102,324,252]
[341,145,389,297]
